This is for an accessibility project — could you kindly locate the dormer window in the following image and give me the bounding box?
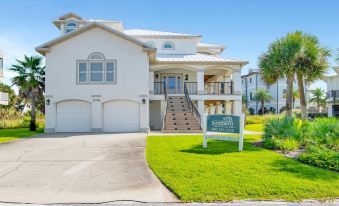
[65,21,78,34]
[162,41,175,50]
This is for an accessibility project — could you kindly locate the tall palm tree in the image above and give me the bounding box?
[259,31,330,119]
[252,89,273,115]
[309,88,326,113]
[259,35,301,117]
[292,90,299,109]
[293,32,330,119]
[10,56,45,131]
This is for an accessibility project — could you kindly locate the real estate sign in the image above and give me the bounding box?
[203,113,244,151]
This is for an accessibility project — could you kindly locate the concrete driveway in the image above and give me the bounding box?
[0,133,178,204]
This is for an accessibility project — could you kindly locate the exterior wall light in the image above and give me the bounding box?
[185,74,188,81]
[155,74,159,79]
[142,98,146,104]
[46,99,50,105]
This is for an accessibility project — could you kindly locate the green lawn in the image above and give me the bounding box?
[146,134,339,202]
[245,123,264,132]
[0,128,44,143]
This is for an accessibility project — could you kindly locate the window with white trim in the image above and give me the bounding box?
[65,21,78,34]
[162,41,175,50]
[77,53,116,84]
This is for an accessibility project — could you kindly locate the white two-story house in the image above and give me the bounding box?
[36,13,248,133]
[325,66,339,117]
[241,69,314,115]
[0,49,9,105]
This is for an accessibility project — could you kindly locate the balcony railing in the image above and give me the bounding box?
[326,90,339,99]
[184,82,233,95]
[154,81,234,95]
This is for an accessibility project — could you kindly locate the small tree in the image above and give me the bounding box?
[252,89,273,115]
[292,90,300,109]
[309,88,326,113]
[10,56,45,131]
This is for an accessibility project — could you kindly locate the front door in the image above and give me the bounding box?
[162,75,182,94]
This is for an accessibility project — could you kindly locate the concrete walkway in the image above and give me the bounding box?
[0,133,178,204]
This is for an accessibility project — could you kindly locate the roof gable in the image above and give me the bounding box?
[36,22,156,56]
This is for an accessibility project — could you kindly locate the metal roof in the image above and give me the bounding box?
[124,29,201,38]
[156,54,248,64]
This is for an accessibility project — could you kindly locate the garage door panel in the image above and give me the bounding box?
[57,101,91,132]
[103,100,139,132]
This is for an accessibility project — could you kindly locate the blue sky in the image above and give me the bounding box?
[0,0,338,89]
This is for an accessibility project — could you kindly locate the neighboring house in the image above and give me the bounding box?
[325,66,339,117]
[0,49,9,105]
[36,12,248,133]
[242,69,310,114]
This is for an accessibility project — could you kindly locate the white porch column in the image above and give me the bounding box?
[233,100,242,116]
[197,100,204,116]
[149,71,154,94]
[91,95,102,132]
[216,102,223,114]
[231,71,241,95]
[225,101,232,114]
[328,103,333,117]
[209,103,216,115]
[197,69,205,94]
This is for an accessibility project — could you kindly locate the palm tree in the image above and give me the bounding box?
[292,90,299,109]
[259,31,330,119]
[309,88,326,113]
[259,35,301,117]
[293,32,330,119]
[10,56,45,131]
[252,89,273,115]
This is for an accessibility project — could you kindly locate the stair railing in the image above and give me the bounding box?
[161,82,168,132]
[184,83,202,129]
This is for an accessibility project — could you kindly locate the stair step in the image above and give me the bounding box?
[165,125,201,130]
[165,120,200,125]
[163,130,203,133]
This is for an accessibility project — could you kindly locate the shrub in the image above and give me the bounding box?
[304,118,339,149]
[270,138,299,152]
[298,145,339,171]
[263,116,304,149]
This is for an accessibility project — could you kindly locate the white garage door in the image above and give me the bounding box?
[103,100,140,132]
[56,101,91,132]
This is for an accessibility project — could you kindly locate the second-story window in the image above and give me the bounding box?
[162,41,175,50]
[77,53,117,84]
[65,21,78,34]
[249,78,252,84]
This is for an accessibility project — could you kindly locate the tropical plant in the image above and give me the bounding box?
[10,55,45,131]
[252,89,273,115]
[292,89,299,108]
[259,31,330,119]
[309,88,326,113]
[293,32,330,119]
[259,35,301,117]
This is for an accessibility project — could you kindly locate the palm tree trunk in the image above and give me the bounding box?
[317,102,320,113]
[286,75,294,117]
[30,92,37,131]
[261,100,264,115]
[297,72,307,120]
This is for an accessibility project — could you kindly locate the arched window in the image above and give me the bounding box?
[162,41,175,50]
[145,41,156,48]
[77,52,117,84]
[65,21,78,34]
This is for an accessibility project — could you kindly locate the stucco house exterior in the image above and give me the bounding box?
[36,13,248,133]
[0,49,9,105]
[325,66,339,117]
[241,69,312,114]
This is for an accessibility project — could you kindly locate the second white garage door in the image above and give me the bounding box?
[103,100,140,132]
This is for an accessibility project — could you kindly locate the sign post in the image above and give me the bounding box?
[203,113,245,151]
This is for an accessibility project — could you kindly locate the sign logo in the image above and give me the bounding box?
[207,114,240,133]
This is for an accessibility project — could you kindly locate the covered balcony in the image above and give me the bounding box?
[151,67,241,96]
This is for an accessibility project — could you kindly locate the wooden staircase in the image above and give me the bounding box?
[162,96,202,133]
